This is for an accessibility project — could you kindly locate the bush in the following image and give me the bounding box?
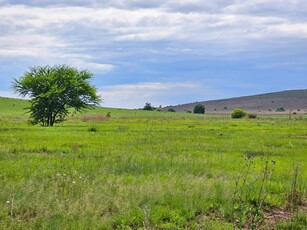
[247,113,257,119]
[193,104,205,114]
[143,102,154,111]
[276,107,285,112]
[106,112,111,118]
[231,109,247,119]
[168,108,176,112]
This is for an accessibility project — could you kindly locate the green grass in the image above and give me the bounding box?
[0,97,306,229]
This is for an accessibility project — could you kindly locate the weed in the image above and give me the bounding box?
[232,155,276,229]
[140,206,151,229]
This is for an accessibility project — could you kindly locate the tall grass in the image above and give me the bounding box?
[0,100,306,229]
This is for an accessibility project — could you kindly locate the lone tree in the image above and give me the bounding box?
[193,104,205,114]
[143,102,154,111]
[13,65,101,126]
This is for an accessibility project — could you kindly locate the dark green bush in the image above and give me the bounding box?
[247,113,257,119]
[168,108,176,112]
[193,104,205,114]
[276,107,285,112]
[143,103,154,111]
[231,109,247,119]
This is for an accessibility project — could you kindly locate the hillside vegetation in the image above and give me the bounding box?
[0,97,306,229]
[165,89,307,114]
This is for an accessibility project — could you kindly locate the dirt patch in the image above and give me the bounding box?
[264,207,292,228]
[264,202,307,228]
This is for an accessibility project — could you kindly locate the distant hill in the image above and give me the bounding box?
[164,89,307,114]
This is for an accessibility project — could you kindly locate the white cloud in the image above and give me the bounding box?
[99,82,197,108]
[0,1,306,107]
[1,5,306,50]
[69,60,114,73]
[0,90,23,99]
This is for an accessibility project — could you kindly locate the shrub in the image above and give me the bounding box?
[143,102,154,111]
[247,113,257,119]
[168,108,176,112]
[231,108,247,119]
[276,107,285,112]
[193,104,205,114]
[106,112,111,118]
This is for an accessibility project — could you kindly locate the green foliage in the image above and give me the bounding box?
[193,104,205,114]
[143,102,154,111]
[276,107,285,112]
[12,65,101,126]
[231,108,247,119]
[168,108,176,112]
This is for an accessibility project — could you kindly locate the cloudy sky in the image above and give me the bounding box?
[0,0,306,108]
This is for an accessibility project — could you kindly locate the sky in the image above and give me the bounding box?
[0,0,307,108]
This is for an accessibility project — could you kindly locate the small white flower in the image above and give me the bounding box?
[72,181,76,184]
[56,173,60,176]
[63,174,66,176]
[6,200,10,204]
[79,176,82,179]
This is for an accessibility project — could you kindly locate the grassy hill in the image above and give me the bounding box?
[165,89,307,114]
[0,97,30,115]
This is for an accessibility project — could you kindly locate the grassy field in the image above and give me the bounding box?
[0,97,306,229]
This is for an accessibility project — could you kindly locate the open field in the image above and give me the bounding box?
[0,97,307,229]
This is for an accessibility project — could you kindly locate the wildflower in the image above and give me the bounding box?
[6,200,10,204]
[63,174,66,177]
[72,181,76,184]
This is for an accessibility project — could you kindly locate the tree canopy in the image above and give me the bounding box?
[13,65,101,126]
[193,104,205,114]
[143,102,154,111]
